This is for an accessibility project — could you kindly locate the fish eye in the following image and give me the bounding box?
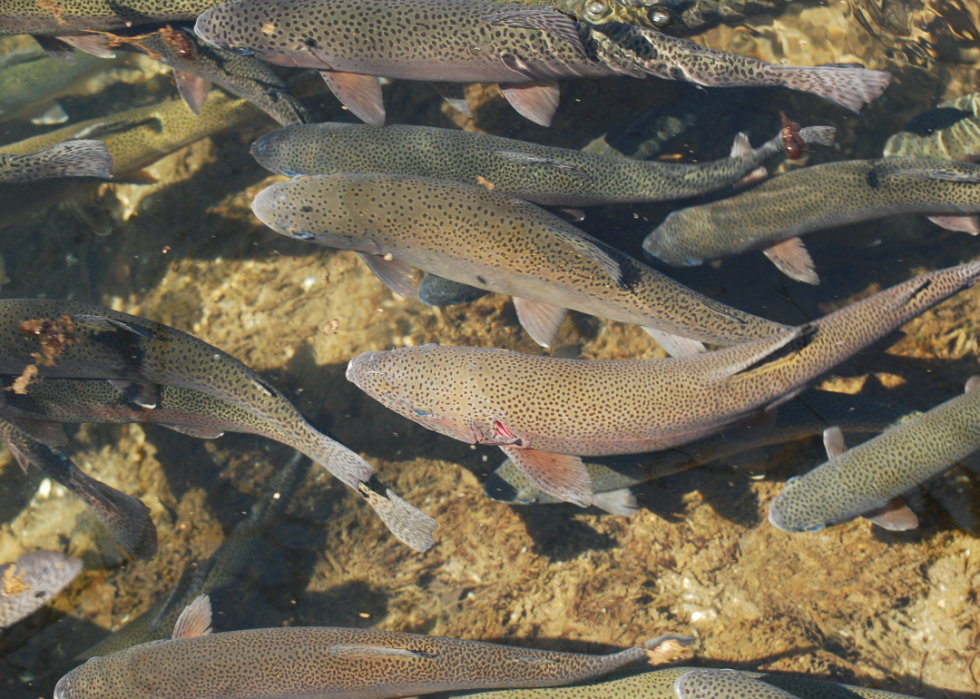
[231,46,254,56]
[586,1,610,19]
[649,8,671,27]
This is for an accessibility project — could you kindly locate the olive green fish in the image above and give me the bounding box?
[0,141,112,183]
[0,0,221,35]
[769,375,980,533]
[250,122,835,207]
[193,0,889,127]
[0,301,436,552]
[346,261,980,507]
[643,158,980,285]
[0,551,83,629]
[0,416,157,558]
[0,47,112,124]
[252,173,790,353]
[486,391,919,512]
[55,593,691,699]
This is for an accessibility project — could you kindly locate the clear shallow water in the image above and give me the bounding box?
[2,2,980,698]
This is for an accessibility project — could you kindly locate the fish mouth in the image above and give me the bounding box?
[53,673,71,699]
[193,10,224,49]
[346,351,382,388]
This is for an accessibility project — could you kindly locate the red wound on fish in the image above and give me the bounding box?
[493,420,521,445]
[780,112,806,160]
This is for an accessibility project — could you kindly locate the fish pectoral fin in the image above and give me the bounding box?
[481,8,587,58]
[864,498,919,531]
[356,252,419,299]
[32,35,77,64]
[641,328,706,358]
[174,70,212,116]
[500,446,593,508]
[57,33,116,59]
[71,314,155,338]
[328,644,439,661]
[763,237,819,285]
[430,82,472,117]
[319,70,385,127]
[965,376,980,393]
[8,419,68,447]
[108,380,160,409]
[172,595,213,639]
[729,132,752,157]
[592,488,638,516]
[499,82,559,127]
[927,214,980,235]
[160,424,225,440]
[822,426,848,459]
[492,151,593,181]
[513,297,567,348]
[547,227,624,288]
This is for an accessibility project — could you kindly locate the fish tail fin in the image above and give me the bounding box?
[65,466,159,560]
[766,64,891,114]
[12,140,114,181]
[643,634,696,664]
[357,477,437,552]
[798,126,836,147]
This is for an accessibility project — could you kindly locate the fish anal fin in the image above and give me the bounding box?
[763,237,818,285]
[547,227,623,288]
[865,498,919,531]
[822,426,847,459]
[108,379,159,409]
[320,71,385,127]
[172,594,212,639]
[513,297,567,348]
[592,488,638,516]
[328,644,438,660]
[927,214,979,235]
[160,424,225,439]
[641,327,706,358]
[500,446,592,508]
[174,70,212,116]
[356,252,418,299]
[8,419,68,447]
[499,82,559,127]
[966,376,980,393]
[430,82,471,117]
[730,132,752,158]
[57,33,116,58]
[481,9,587,58]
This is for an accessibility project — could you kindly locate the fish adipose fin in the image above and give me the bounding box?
[499,446,593,508]
[160,424,226,439]
[481,9,588,58]
[328,645,439,661]
[763,237,818,285]
[356,252,419,298]
[865,497,918,531]
[174,70,212,116]
[430,82,471,117]
[641,328,706,358]
[513,297,568,347]
[927,214,980,235]
[320,70,385,127]
[592,488,638,516]
[499,82,560,127]
[356,477,437,552]
[109,379,160,409]
[547,227,624,288]
[822,426,847,458]
[172,595,213,639]
[8,419,68,447]
[493,151,593,180]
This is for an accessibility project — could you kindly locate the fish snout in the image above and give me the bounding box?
[193,10,221,47]
[346,351,382,388]
[53,672,72,699]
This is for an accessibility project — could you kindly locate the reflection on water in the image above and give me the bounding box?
[1,2,979,699]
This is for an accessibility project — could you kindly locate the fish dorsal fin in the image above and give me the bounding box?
[172,594,212,639]
[730,132,752,158]
[513,297,567,348]
[641,327,706,358]
[966,376,980,393]
[430,82,471,117]
[546,227,623,288]
[328,644,438,660]
[822,426,848,459]
[109,380,159,409]
[500,446,593,508]
[493,150,593,180]
[481,9,587,58]
[319,71,385,127]
[8,419,68,447]
[709,324,808,382]
[592,488,638,516]
[865,498,919,531]
[499,82,559,127]
[763,237,818,285]
[356,252,419,299]
[927,214,980,235]
[58,33,116,58]
[160,424,225,440]
[174,70,212,116]
[71,314,155,338]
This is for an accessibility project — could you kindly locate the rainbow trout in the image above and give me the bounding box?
[55,593,692,699]
[0,551,83,629]
[0,47,112,124]
[0,141,112,182]
[346,262,980,507]
[0,416,157,558]
[250,122,835,207]
[0,0,220,35]
[487,391,918,512]
[252,173,790,353]
[769,376,980,533]
[193,0,890,127]
[0,301,436,552]
[643,158,980,285]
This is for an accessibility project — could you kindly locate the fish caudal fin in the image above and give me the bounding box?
[763,237,818,285]
[766,64,891,114]
[357,477,437,552]
[500,446,593,507]
[592,488,638,516]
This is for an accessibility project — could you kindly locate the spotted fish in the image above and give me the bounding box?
[0,141,112,183]
[643,158,980,285]
[0,415,157,558]
[769,376,980,533]
[252,173,790,353]
[0,551,83,629]
[193,0,890,127]
[346,261,980,507]
[55,593,692,699]
[250,122,835,207]
[0,0,221,35]
[0,300,436,552]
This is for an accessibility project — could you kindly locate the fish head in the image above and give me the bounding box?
[347,345,527,448]
[642,210,709,268]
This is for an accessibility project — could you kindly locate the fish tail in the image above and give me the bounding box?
[357,476,437,553]
[6,140,114,182]
[764,64,891,114]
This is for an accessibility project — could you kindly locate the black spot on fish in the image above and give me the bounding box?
[902,107,973,136]
[866,169,880,188]
[304,37,318,48]
[477,275,487,284]
[300,205,313,212]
